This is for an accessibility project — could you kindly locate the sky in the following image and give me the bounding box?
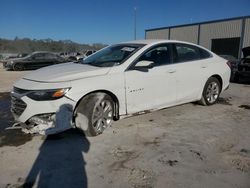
[0,0,250,45]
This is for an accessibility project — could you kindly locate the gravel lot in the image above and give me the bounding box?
[0,66,250,188]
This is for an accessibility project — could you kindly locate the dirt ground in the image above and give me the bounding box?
[0,66,250,188]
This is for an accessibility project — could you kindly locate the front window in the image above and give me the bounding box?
[32,53,46,60]
[137,44,171,66]
[81,44,144,67]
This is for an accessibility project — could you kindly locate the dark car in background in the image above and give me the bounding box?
[220,55,240,81]
[231,47,250,82]
[16,53,29,58]
[1,53,28,64]
[3,51,68,71]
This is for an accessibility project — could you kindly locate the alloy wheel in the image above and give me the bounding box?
[206,82,220,103]
[92,100,113,133]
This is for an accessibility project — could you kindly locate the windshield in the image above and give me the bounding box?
[81,44,144,67]
[24,52,37,59]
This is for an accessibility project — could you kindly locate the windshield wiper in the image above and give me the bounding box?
[80,61,120,67]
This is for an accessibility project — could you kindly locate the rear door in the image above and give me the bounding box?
[33,53,56,68]
[28,53,47,69]
[172,43,212,103]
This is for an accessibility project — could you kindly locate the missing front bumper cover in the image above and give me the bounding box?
[17,104,74,135]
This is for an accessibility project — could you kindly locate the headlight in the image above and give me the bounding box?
[27,88,71,101]
[6,61,13,66]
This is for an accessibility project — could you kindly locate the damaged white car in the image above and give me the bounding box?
[11,40,231,136]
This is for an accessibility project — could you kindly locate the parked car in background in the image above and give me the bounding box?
[4,51,68,71]
[17,53,29,58]
[230,47,250,82]
[220,55,240,81]
[59,52,83,61]
[59,50,97,62]
[85,50,96,57]
[11,40,230,136]
[1,53,28,61]
[1,53,22,66]
[4,54,19,59]
[76,50,97,61]
[67,52,81,61]
[59,52,79,57]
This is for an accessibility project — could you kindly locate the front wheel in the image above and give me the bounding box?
[13,63,24,71]
[199,77,221,106]
[75,93,114,136]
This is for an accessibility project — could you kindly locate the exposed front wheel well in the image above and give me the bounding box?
[73,90,120,122]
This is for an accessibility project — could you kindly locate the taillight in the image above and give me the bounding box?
[226,61,231,68]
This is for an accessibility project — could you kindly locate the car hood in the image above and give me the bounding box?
[242,47,250,58]
[8,57,27,63]
[23,62,111,82]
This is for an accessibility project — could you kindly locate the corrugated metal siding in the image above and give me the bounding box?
[243,18,250,48]
[169,25,199,44]
[145,29,169,39]
[199,20,242,49]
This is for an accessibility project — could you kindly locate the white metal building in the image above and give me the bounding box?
[145,16,250,58]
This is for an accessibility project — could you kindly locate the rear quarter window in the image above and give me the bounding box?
[199,48,212,59]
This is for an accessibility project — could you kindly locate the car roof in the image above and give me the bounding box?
[121,39,200,46]
[31,51,56,54]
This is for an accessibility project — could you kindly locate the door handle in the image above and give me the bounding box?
[167,69,176,73]
[201,66,207,68]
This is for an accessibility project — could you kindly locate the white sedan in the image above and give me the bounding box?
[12,40,231,136]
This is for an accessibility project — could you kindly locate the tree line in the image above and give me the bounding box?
[0,37,107,54]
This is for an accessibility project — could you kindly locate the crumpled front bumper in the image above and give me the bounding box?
[11,88,76,135]
[20,104,74,135]
[2,61,14,70]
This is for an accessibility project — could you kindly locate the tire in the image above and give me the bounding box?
[13,63,24,71]
[199,77,221,106]
[75,93,114,136]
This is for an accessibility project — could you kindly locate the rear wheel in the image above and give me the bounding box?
[13,63,24,71]
[199,77,221,106]
[75,93,114,136]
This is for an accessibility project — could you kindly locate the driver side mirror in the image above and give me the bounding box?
[134,60,154,70]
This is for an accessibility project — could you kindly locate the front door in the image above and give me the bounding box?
[125,44,177,114]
